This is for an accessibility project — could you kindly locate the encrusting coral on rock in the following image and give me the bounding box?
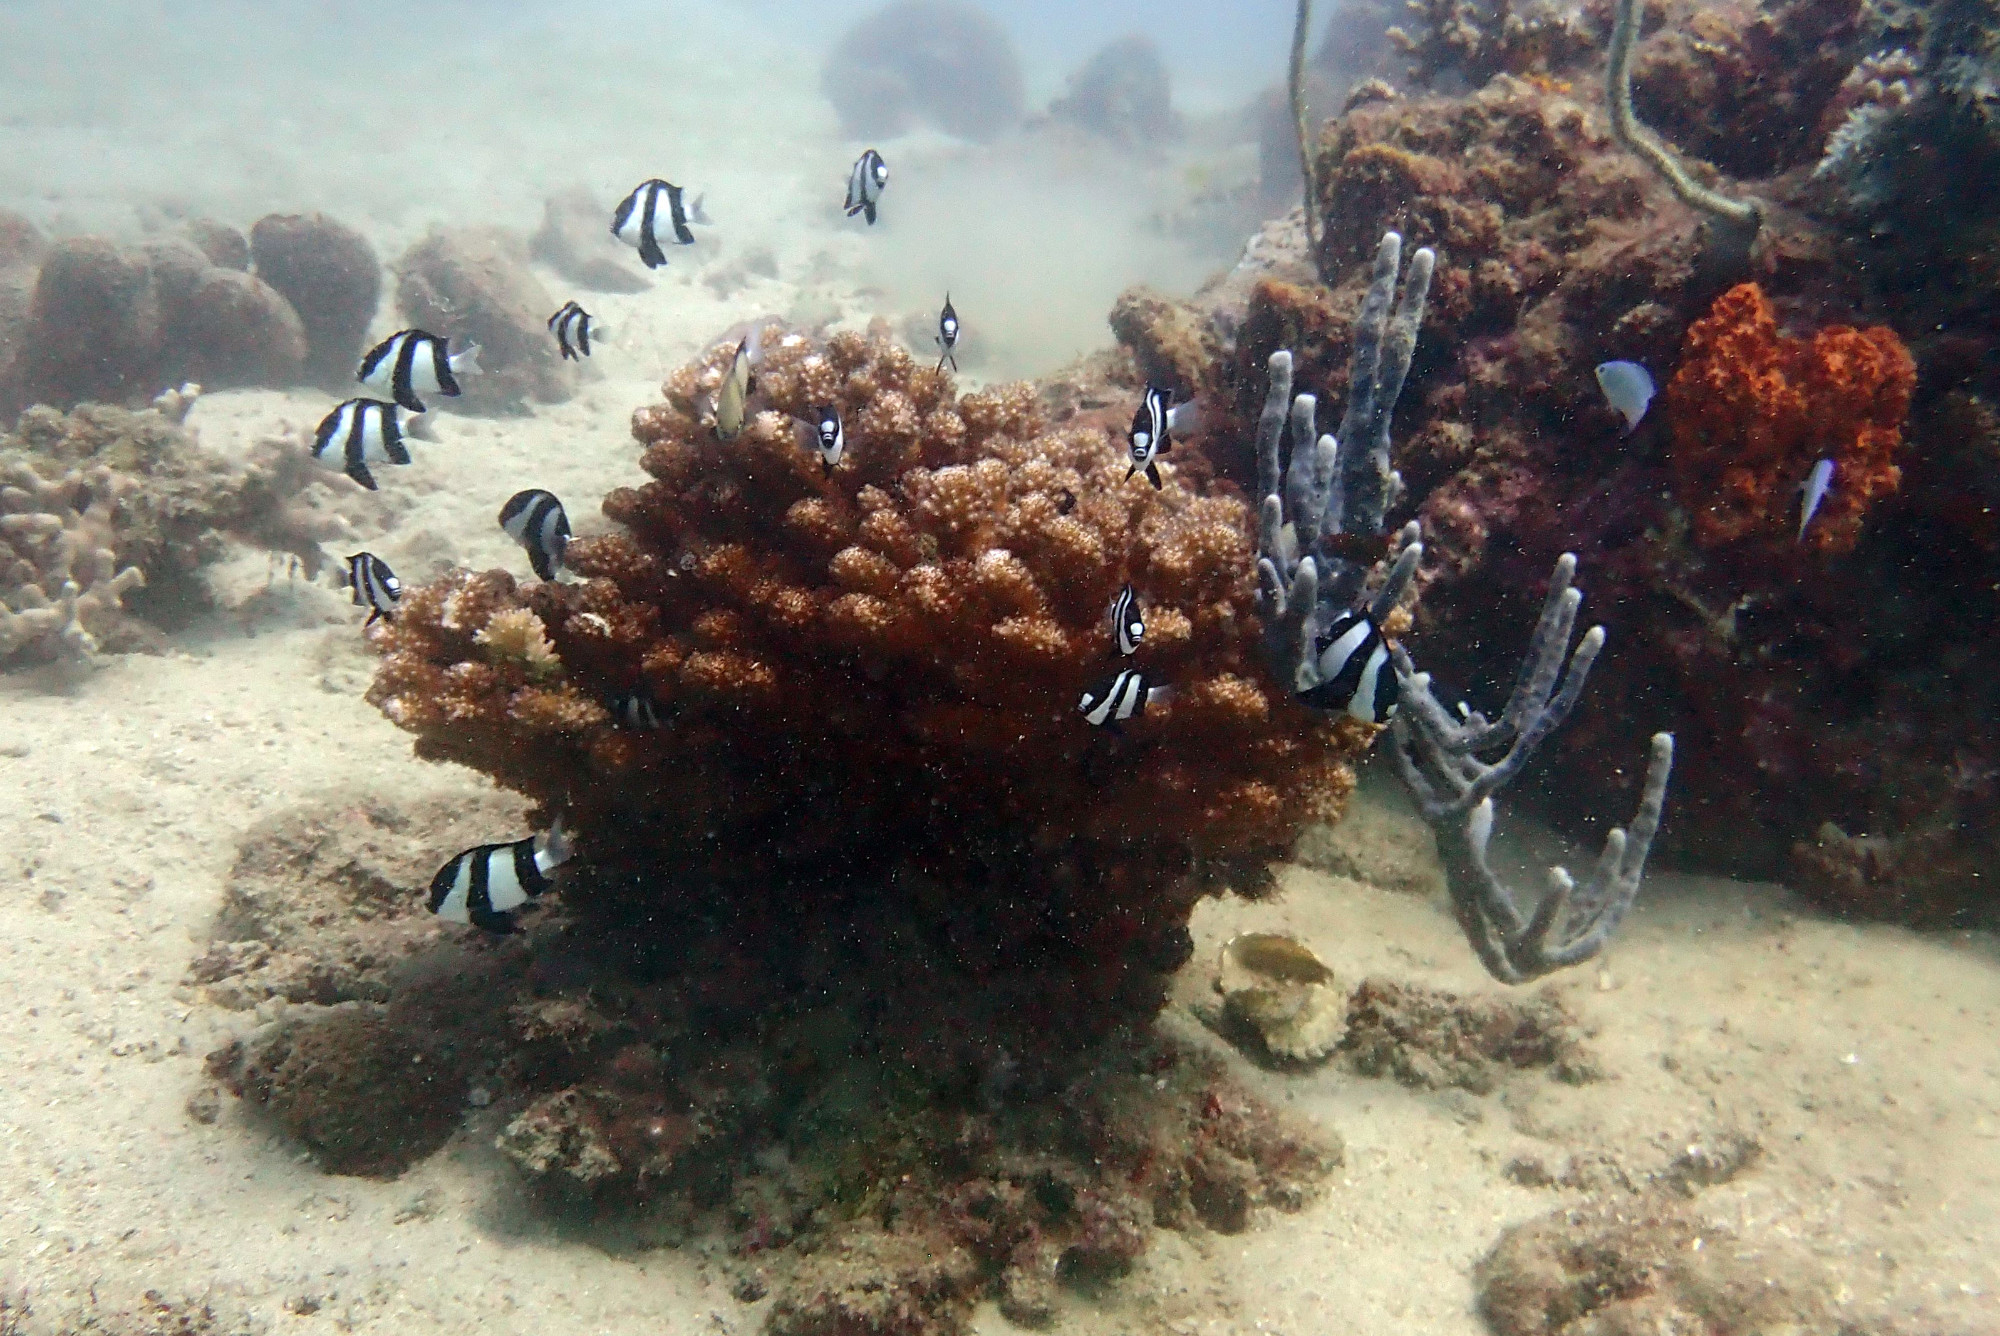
[1667,282,1914,553]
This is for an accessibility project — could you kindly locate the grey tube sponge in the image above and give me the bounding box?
[1388,556,1674,982]
[1255,231,1673,983]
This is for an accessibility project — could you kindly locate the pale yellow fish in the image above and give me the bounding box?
[715,337,753,441]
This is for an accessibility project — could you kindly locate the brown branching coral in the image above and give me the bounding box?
[370,326,1369,1039]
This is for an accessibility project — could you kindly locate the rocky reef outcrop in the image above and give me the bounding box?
[0,211,381,418]
[1114,0,2000,926]
[394,227,575,412]
[821,1,1025,143]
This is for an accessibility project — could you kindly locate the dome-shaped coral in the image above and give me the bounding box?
[369,327,1368,1039]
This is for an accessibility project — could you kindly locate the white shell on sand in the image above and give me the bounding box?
[1215,932,1349,1063]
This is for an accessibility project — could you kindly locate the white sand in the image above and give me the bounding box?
[3,4,1999,1332]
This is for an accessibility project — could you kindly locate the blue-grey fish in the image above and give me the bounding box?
[1078,667,1170,734]
[936,293,959,373]
[312,398,412,491]
[1798,458,1836,541]
[428,818,572,934]
[1594,360,1655,433]
[845,149,889,224]
[499,488,570,581]
[344,551,401,625]
[1298,610,1399,724]
[611,179,707,270]
[547,301,602,360]
[357,329,481,413]
[1109,582,1144,656]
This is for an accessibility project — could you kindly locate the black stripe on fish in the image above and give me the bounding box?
[344,551,401,625]
[846,149,887,224]
[428,835,557,935]
[613,180,673,270]
[499,488,570,581]
[1124,386,1172,489]
[1296,610,1400,724]
[936,293,958,373]
[663,181,695,245]
[814,405,845,473]
[1078,667,1161,734]
[311,398,409,491]
[612,689,664,730]
[357,330,462,412]
[1109,583,1144,656]
[548,301,593,360]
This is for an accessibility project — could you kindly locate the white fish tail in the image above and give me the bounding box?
[536,814,573,872]
[689,192,712,225]
[1166,399,1202,436]
[1146,684,1177,709]
[407,412,439,442]
[451,343,484,378]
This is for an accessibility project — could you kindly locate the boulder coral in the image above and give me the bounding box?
[1666,283,1915,553]
[369,325,1371,1039]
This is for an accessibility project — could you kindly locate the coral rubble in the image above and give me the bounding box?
[1666,282,1914,553]
[821,1,1025,143]
[0,393,342,667]
[394,227,575,412]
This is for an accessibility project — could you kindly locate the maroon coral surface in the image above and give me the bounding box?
[369,327,1370,1044]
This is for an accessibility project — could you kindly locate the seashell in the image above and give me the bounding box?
[1214,932,1348,1063]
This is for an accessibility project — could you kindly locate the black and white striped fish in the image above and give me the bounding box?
[611,179,706,270]
[812,405,845,473]
[1078,667,1170,733]
[1297,610,1400,724]
[547,300,599,361]
[936,293,959,373]
[499,488,570,582]
[428,818,572,934]
[845,148,889,224]
[356,329,481,413]
[312,398,412,491]
[611,689,664,730]
[344,551,401,625]
[1126,386,1199,489]
[1108,582,1144,656]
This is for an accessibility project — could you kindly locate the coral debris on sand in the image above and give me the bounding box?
[1666,282,1914,553]
[369,324,1371,1041]
[1,391,343,667]
[192,792,1342,1331]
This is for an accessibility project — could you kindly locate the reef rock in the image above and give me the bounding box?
[394,227,574,412]
[249,212,382,387]
[1213,933,1348,1064]
[1047,36,1180,146]
[528,188,651,294]
[11,237,165,411]
[206,1002,467,1178]
[822,1,1025,143]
